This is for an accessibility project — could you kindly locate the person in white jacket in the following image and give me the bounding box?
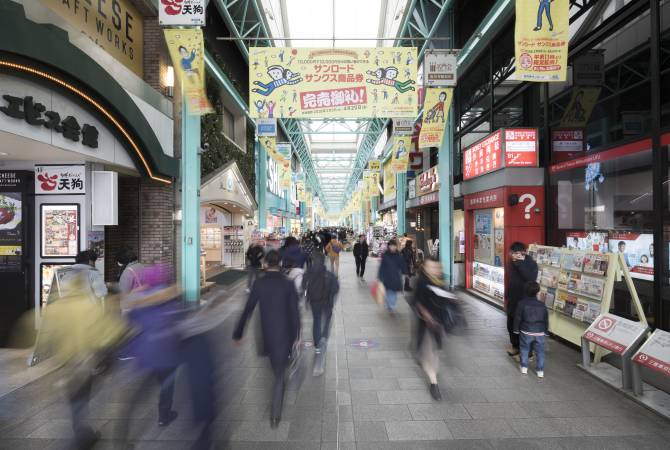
[60,250,107,301]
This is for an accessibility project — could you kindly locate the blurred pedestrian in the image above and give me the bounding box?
[353,234,369,279]
[378,239,407,312]
[506,242,538,357]
[246,241,265,292]
[401,240,416,291]
[116,248,143,295]
[281,236,307,269]
[325,235,343,276]
[60,250,107,301]
[303,253,339,375]
[514,281,548,378]
[233,250,300,428]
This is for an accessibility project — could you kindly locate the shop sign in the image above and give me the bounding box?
[423,50,457,87]
[408,179,416,199]
[419,191,439,206]
[393,118,414,136]
[35,165,86,195]
[159,0,205,26]
[551,128,584,153]
[549,139,651,174]
[463,130,502,180]
[39,0,144,77]
[368,160,381,171]
[505,129,538,167]
[276,143,292,158]
[256,118,277,136]
[632,329,670,377]
[417,165,439,196]
[249,47,418,119]
[1,95,99,149]
[266,155,281,196]
[463,128,538,179]
[573,51,604,86]
[464,188,504,210]
[584,313,647,355]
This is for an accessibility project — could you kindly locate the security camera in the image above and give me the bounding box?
[199,143,210,154]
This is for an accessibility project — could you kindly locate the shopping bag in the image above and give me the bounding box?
[370,281,385,305]
[287,339,306,390]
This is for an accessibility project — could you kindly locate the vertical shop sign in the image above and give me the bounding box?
[419,88,453,148]
[159,0,206,26]
[463,130,502,180]
[551,129,584,153]
[391,136,411,173]
[368,160,381,171]
[35,165,86,195]
[417,165,439,196]
[164,28,213,115]
[514,0,569,82]
[573,51,605,86]
[393,118,414,136]
[408,179,416,199]
[423,50,458,87]
[504,129,538,167]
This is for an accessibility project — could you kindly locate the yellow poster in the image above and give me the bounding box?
[164,29,213,115]
[261,136,282,162]
[363,171,373,199]
[279,159,291,189]
[296,182,306,202]
[368,160,381,171]
[370,171,380,197]
[249,47,418,119]
[559,87,601,127]
[514,0,569,82]
[40,0,143,76]
[383,159,396,199]
[419,88,453,148]
[391,136,411,173]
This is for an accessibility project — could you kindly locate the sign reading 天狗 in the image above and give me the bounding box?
[249,47,418,119]
[40,0,144,77]
[514,0,569,82]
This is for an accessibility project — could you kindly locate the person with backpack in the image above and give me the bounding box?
[303,253,339,376]
[117,249,144,295]
[325,235,344,276]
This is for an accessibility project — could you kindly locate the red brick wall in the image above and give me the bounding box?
[105,177,140,282]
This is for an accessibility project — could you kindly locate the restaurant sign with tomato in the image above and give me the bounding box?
[35,165,86,195]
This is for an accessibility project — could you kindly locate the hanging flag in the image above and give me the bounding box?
[164,28,213,115]
[514,0,569,82]
[419,87,453,148]
[296,181,307,202]
[279,158,291,189]
[391,136,411,173]
[559,87,601,127]
[368,160,381,171]
[363,171,373,199]
[370,171,380,197]
[383,159,396,199]
[260,136,282,162]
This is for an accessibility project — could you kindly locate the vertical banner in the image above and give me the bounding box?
[559,87,601,127]
[419,87,453,148]
[296,181,307,202]
[514,0,569,82]
[164,28,213,114]
[261,136,281,162]
[370,171,380,197]
[279,159,291,189]
[363,171,373,199]
[383,159,396,199]
[391,136,411,173]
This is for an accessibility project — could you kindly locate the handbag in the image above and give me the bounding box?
[370,281,385,305]
[287,337,306,390]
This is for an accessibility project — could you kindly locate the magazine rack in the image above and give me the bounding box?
[529,245,646,363]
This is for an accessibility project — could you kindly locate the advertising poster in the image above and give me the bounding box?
[279,159,291,189]
[370,171,380,197]
[164,28,213,115]
[474,210,494,265]
[249,47,418,119]
[363,171,373,198]
[610,232,654,281]
[383,160,396,199]
[419,87,453,148]
[566,231,608,252]
[41,204,79,258]
[261,136,281,162]
[514,0,569,82]
[87,231,104,259]
[159,0,205,26]
[391,136,411,173]
[0,192,22,255]
[560,87,601,127]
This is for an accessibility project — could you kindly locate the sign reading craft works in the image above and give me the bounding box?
[39,0,144,77]
[249,47,418,119]
[463,128,538,180]
[583,313,647,355]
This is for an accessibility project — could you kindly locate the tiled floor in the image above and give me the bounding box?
[1,254,669,449]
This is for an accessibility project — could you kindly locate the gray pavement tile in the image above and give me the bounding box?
[0,418,51,438]
[353,405,412,422]
[348,368,374,379]
[515,401,587,418]
[442,387,488,403]
[356,441,493,450]
[408,403,471,420]
[354,421,389,441]
[463,402,532,419]
[442,376,498,389]
[397,378,427,390]
[371,367,423,379]
[287,418,322,441]
[385,420,452,441]
[0,439,57,450]
[376,389,435,404]
[350,379,399,391]
[98,418,163,440]
[445,418,518,439]
[486,437,564,449]
[227,420,290,441]
[507,418,584,438]
[26,419,108,439]
[569,416,668,437]
[479,387,560,403]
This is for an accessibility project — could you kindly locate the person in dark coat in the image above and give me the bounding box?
[505,242,538,356]
[378,239,407,312]
[303,253,339,364]
[281,236,307,269]
[233,250,300,428]
[246,242,264,291]
[513,281,548,378]
[401,240,416,290]
[353,234,369,279]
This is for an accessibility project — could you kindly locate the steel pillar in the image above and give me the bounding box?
[257,140,267,230]
[396,173,407,235]
[438,107,454,287]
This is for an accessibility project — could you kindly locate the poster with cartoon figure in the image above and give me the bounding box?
[419,87,453,148]
[514,0,569,82]
[262,136,282,162]
[391,136,411,173]
[249,47,418,118]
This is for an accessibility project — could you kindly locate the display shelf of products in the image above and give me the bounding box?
[472,261,505,302]
[532,247,609,324]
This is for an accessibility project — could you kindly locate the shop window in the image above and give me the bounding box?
[221,107,235,141]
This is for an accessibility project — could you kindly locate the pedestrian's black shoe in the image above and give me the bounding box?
[429,384,442,401]
[549,26,553,31]
[533,26,541,31]
[76,428,100,450]
[159,410,178,427]
[270,417,280,428]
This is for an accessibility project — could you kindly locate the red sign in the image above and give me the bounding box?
[551,129,584,153]
[632,329,670,377]
[464,187,504,210]
[504,129,538,167]
[506,186,545,227]
[550,139,651,174]
[463,130,502,180]
[409,152,423,170]
[300,87,367,110]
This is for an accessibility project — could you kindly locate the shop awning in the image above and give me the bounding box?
[200,161,256,216]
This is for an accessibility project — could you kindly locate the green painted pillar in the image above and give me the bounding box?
[371,196,378,224]
[300,201,306,232]
[360,198,366,233]
[396,172,407,235]
[438,108,454,287]
[257,140,267,230]
[180,94,201,303]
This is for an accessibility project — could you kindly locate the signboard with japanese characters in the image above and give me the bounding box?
[463,128,539,180]
[393,118,415,136]
[463,130,503,180]
[504,128,538,167]
[249,47,418,119]
[408,178,416,199]
[632,329,670,377]
[256,118,277,136]
[551,128,584,153]
[417,165,439,196]
[583,313,647,355]
[423,50,457,87]
[35,165,86,195]
[368,160,381,171]
[159,0,206,26]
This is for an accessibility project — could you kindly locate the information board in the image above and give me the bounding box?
[632,329,670,376]
[584,313,647,355]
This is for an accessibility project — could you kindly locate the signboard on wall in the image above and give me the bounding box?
[417,165,439,196]
[256,118,277,136]
[551,129,584,153]
[463,128,538,180]
[159,0,206,26]
[423,50,457,87]
[504,129,538,167]
[35,165,86,195]
[463,130,503,180]
[408,179,416,199]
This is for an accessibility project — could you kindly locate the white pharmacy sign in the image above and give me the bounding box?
[632,329,670,376]
[584,313,647,355]
[424,50,458,87]
[159,0,206,26]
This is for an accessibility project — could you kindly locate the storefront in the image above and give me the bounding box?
[0,3,177,343]
[406,165,440,259]
[200,162,256,270]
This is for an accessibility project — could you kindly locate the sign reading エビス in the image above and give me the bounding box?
[159,0,206,26]
[35,165,86,195]
[462,128,538,180]
[249,47,418,119]
[583,313,647,355]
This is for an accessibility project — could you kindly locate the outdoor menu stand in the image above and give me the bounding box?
[581,313,649,391]
[631,329,670,396]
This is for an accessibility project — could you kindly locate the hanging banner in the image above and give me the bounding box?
[370,171,380,197]
[368,160,381,171]
[249,47,418,119]
[296,181,307,202]
[261,136,281,162]
[363,171,373,199]
[279,158,291,189]
[514,0,569,82]
[393,118,415,136]
[424,50,458,87]
[391,136,411,173]
[164,28,213,115]
[419,87,453,148]
[383,159,396,199]
[277,143,292,159]
[559,87,601,127]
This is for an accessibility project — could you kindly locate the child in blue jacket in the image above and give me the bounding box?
[513,281,548,378]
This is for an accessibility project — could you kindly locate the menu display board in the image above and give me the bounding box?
[40,263,73,307]
[0,192,22,272]
[584,313,648,355]
[632,329,670,376]
[41,204,79,258]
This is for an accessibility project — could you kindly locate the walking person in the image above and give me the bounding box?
[514,281,548,377]
[60,250,107,300]
[401,240,416,291]
[325,235,344,276]
[116,248,143,295]
[303,253,339,375]
[233,250,301,428]
[245,241,265,292]
[505,242,538,357]
[378,239,407,313]
[353,234,369,279]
